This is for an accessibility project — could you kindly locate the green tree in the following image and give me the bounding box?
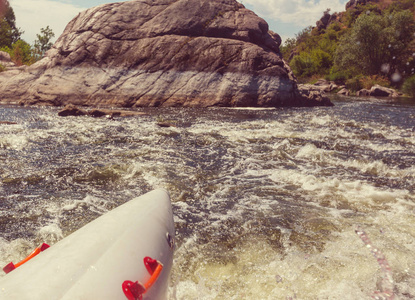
[0,0,23,48]
[291,47,333,78]
[33,26,55,60]
[280,37,296,61]
[1,39,34,65]
[402,75,415,97]
[334,10,415,77]
[295,26,313,45]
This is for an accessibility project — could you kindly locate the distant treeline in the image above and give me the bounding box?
[280,0,415,96]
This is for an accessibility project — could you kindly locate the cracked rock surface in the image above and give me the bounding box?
[0,0,332,107]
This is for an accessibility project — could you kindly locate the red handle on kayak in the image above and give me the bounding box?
[122,257,163,300]
[3,243,50,274]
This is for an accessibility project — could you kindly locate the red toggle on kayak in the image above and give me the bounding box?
[3,243,50,274]
[122,257,164,300]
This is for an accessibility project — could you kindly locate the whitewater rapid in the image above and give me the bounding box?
[0,96,414,299]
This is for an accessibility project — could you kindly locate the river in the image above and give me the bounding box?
[0,96,414,299]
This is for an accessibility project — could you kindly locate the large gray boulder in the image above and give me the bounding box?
[0,0,332,107]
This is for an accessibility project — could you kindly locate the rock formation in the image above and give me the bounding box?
[315,10,341,32]
[0,0,332,107]
[0,51,18,70]
[356,85,399,97]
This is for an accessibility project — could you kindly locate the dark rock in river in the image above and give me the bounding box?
[58,104,87,117]
[157,122,177,128]
[369,85,399,98]
[89,108,146,117]
[58,104,146,117]
[356,85,399,98]
[0,0,332,107]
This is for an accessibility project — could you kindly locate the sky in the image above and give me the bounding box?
[10,0,349,45]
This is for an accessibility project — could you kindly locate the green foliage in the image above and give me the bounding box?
[0,63,5,72]
[291,47,333,78]
[33,26,55,59]
[291,52,315,77]
[385,0,415,15]
[0,25,55,66]
[280,37,296,61]
[360,75,390,89]
[342,3,381,28]
[335,10,415,79]
[295,26,313,45]
[285,1,415,87]
[345,75,391,92]
[288,19,342,78]
[0,0,23,48]
[325,67,350,84]
[345,76,364,92]
[0,19,13,48]
[1,40,34,65]
[402,75,415,97]
[0,1,56,66]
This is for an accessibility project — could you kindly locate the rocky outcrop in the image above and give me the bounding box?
[316,11,341,32]
[58,104,87,117]
[357,85,399,98]
[337,88,350,96]
[313,79,339,93]
[0,51,17,70]
[297,84,333,106]
[309,78,399,98]
[0,0,331,107]
[356,89,371,97]
[369,85,399,97]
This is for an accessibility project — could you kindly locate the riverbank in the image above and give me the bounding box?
[301,78,405,99]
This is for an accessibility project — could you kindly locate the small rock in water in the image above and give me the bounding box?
[89,109,108,118]
[58,104,87,117]
[157,122,176,128]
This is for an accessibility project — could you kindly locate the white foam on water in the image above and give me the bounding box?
[36,223,64,245]
[0,135,29,151]
[170,234,376,299]
[295,143,330,161]
[61,195,111,215]
[170,206,415,299]
[1,103,415,298]
[269,166,411,210]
